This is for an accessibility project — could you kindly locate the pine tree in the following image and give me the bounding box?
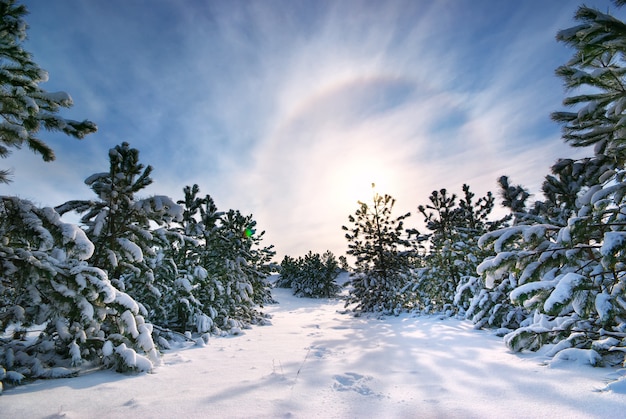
[460,177,531,331]
[0,0,96,183]
[276,254,301,289]
[159,184,214,333]
[411,185,502,315]
[342,186,413,314]
[56,142,183,324]
[171,185,275,334]
[203,209,275,332]
[289,250,342,298]
[0,197,158,390]
[478,2,626,363]
[176,187,224,333]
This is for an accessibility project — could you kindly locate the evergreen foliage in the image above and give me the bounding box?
[201,208,276,332]
[275,255,299,289]
[162,184,214,333]
[277,251,342,298]
[0,196,159,387]
[0,0,96,183]
[56,142,184,323]
[410,185,503,316]
[454,177,531,331]
[342,186,414,314]
[477,3,626,364]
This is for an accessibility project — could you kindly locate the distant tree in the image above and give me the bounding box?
[342,186,414,314]
[276,254,301,289]
[288,250,342,298]
[0,0,96,183]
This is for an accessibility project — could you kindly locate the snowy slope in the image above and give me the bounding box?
[2,287,626,418]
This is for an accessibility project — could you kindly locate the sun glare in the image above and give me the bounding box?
[335,158,393,206]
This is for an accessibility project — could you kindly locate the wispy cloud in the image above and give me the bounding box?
[8,0,616,260]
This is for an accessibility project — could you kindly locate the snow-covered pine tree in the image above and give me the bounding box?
[410,185,502,316]
[275,254,301,288]
[342,186,414,314]
[55,142,184,327]
[0,0,96,183]
[203,209,275,333]
[165,185,220,334]
[457,176,529,331]
[171,185,276,334]
[179,188,223,333]
[0,197,158,389]
[290,250,341,298]
[478,2,626,363]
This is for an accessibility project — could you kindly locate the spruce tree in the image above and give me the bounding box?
[0,0,96,183]
[342,186,413,314]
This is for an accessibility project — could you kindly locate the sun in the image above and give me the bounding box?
[334,157,393,206]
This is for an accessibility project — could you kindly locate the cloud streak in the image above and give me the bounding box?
[7,0,617,260]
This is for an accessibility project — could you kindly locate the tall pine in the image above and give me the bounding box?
[56,142,183,328]
[343,186,413,314]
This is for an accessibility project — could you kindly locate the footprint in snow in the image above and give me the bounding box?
[332,372,380,397]
[312,346,331,359]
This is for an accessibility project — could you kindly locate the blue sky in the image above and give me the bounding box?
[4,0,619,260]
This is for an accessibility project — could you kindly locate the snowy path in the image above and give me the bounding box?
[3,288,626,418]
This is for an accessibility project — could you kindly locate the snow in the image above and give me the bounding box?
[601,231,626,256]
[114,290,140,314]
[41,91,73,107]
[549,348,602,367]
[543,272,585,313]
[2,288,626,418]
[117,237,143,262]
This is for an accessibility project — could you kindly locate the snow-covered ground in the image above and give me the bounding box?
[3,286,626,418]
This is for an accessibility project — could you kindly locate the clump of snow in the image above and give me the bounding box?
[114,290,140,314]
[114,343,152,372]
[601,232,626,257]
[603,375,626,394]
[117,238,143,262]
[549,348,602,367]
[196,313,213,333]
[121,310,139,338]
[102,340,114,357]
[543,273,585,313]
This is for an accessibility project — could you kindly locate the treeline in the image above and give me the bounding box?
[326,4,626,367]
[0,1,277,390]
[1,142,277,387]
[275,251,349,298]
